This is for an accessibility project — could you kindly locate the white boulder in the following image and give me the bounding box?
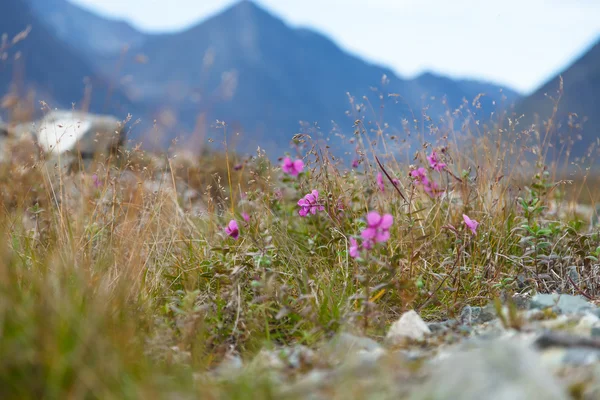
[386,310,431,344]
[33,110,125,157]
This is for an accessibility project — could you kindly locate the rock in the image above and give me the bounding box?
[428,319,458,333]
[530,293,595,314]
[327,332,387,374]
[574,313,600,336]
[33,110,125,157]
[563,348,600,366]
[567,266,580,285]
[459,304,496,326]
[280,369,331,397]
[413,340,569,400]
[328,332,383,355]
[249,349,286,371]
[269,345,316,370]
[386,310,431,344]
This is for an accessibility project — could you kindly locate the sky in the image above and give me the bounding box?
[69,0,600,94]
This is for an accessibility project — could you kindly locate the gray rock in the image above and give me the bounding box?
[574,313,600,336]
[563,347,600,366]
[412,340,569,400]
[328,332,383,357]
[567,266,580,285]
[428,319,458,333]
[33,110,125,157]
[530,293,595,314]
[459,304,496,326]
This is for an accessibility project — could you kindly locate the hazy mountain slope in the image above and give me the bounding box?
[26,0,521,155]
[111,1,519,152]
[515,39,600,159]
[28,0,146,56]
[0,0,135,119]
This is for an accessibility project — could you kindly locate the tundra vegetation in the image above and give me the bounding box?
[1,79,600,399]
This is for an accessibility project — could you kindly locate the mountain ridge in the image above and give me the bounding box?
[22,0,522,156]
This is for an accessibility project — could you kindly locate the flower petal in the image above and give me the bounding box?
[228,220,238,231]
[361,227,376,240]
[375,230,390,243]
[293,159,304,173]
[366,211,382,228]
[379,214,393,229]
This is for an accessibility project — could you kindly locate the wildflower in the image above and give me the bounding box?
[377,172,385,192]
[281,157,304,176]
[349,237,360,258]
[411,167,442,198]
[410,167,429,186]
[463,214,479,235]
[392,178,400,186]
[352,159,359,168]
[361,211,393,243]
[274,188,283,200]
[423,180,443,198]
[92,173,101,188]
[427,150,447,171]
[242,212,250,222]
[225,219,239,239]
[298,190,324,217]
[233,163,243,171]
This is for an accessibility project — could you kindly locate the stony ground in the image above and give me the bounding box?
[198,293,600,399]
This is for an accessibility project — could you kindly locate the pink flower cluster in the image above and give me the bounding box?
[410,167,441,197]
[427,150,447,172]
[349,211,393,258]
[282,157,304,176]
[298,190,325,217]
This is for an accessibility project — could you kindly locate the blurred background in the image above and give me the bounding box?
[1,0,599,161]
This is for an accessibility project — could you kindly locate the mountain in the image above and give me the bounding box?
[27,0,146,56]
[112,1,521,153]
[27,0,521,156]
[0,0,135,120]
[515,39,600,161]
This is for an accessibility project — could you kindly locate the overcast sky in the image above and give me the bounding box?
[70,0,600,94]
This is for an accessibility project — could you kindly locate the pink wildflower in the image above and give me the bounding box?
[352,159,359,168]
[242,212,250,222]
[282,157,304,176]
[423,180,443,198]
[377,172,385,192]
[410,167,430,186]
[92,173,101,188]
[361,211,393,244]
[411,167,442,198]
[298,190,325,217]
[463,214,479,235]
[349,237,360,258]
[427,150,447,172]
[225,219,239,239]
